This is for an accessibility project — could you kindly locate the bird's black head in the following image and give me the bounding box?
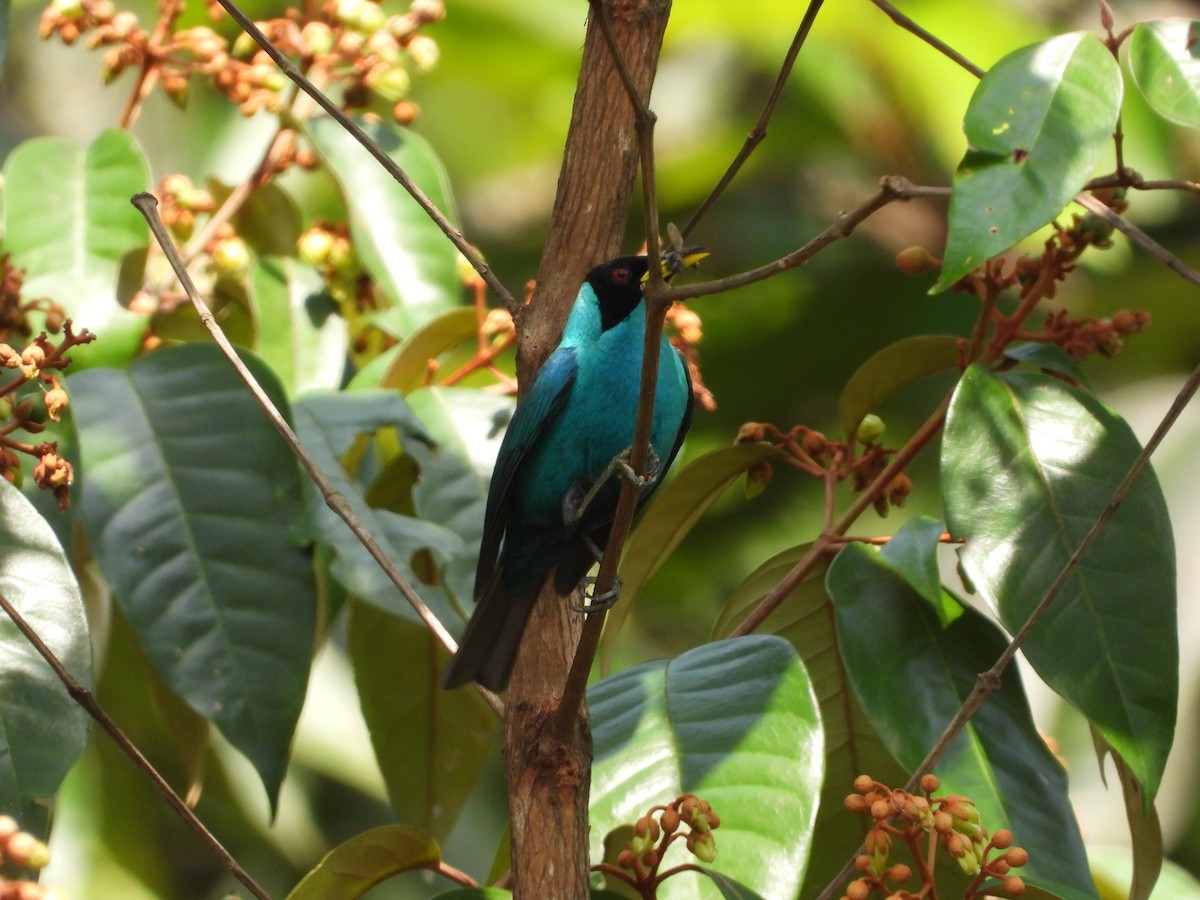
[586,256,650,332]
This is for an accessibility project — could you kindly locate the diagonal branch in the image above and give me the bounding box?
[213,0,517,314]
[681,0,827,239]
[866,0,984,77]
[0,590,273,900]
[130,192,503,719]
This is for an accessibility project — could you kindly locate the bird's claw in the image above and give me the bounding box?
[572,575,624,613]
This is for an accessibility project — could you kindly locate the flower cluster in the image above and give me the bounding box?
[842,773,1028,899]
[596,793,722,893]
[0,815,61,899]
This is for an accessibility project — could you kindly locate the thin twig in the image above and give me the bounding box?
[213,0,517,314]
[681,0,826,239]
[130,192,503,719]
[866,0,984,77]
[0,591,272,900]
[1075,192,1200,289]
[556,0,664,733]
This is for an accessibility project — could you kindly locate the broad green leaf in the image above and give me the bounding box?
[699,871,770,900]
[379,307,479,393]
[306,116,459,335]
[880,516,961,626]
[286,825,440,900]
[590,636,822,900]
[1091,728,1162,900]
[293,391,463,626]
[0,479,92,839]
[1130,20,1200,129]
[602,443,786,672]
[827,542,1097,899]
[347,600,498,839]
[709,546,907,899]
[837,335,961,440]
[252,258,348,397]
[1003,341,1088,385]
[3,129,150,367]
[936,34,1122,290]
[71,343,317,812]
[941,365,1176,802]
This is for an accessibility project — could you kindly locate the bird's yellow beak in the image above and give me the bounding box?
[642,247,709,283]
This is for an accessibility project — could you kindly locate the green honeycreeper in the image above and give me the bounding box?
[443,252,704,691]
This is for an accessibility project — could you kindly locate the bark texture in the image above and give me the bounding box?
[503,1,671,897]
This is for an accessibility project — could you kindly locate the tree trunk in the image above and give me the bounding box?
[503,1,671,897]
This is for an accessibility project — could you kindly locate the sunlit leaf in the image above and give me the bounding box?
[347,600,498,839]
[1129,20,1200,129]
[837,335,960,439]
[208,179,302,258]
[710,545,907,898]
[603,443,786,672]
[590,636,822,900]
[936,33,1122,290]
[379,307,479,393]
[71,343,317,812]
[2,129,150,367]
[0,480,92,839]
[252,257,348,397]
[827,542,1097,900]
[286,825,440,900]
[305,116,460,335]
[942,364,1176,803]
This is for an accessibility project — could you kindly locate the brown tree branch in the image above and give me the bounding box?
[866,0,984,77]
[0,590,272,900]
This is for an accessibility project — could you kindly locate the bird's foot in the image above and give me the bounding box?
[568,447,660,525]
[572,574,624,613]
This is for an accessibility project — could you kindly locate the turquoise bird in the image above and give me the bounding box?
[443,251,705,691]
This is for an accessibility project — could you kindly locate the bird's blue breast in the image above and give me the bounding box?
[511,302,688,529]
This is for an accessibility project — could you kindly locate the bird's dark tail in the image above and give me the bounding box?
[442,580,538,691]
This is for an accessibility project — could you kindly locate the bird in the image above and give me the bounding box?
[442,250,706,691]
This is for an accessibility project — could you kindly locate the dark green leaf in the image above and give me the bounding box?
[837,335,961,440]
[936,34,1122,290]
[347,600,498,839]
[1003,341,1088,385]
[2,129,150,367]
[602,443,786,672]
[710,545,908,899]
[0,480,92,839]
[826,542,1097,900]
[1091,728,1162,900]
[209,179,302,258]
[71,343,317,812]
[699,870,770,900]
[942,365,1176,802]
[590,636,822,900]
[252,257,348,397]
[305,116,460,335]
[1129,20,1200,129]
[293,391,463,625]
[880,516,961,626]
[285,825,440,900]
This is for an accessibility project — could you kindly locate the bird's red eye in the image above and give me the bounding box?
[612,266,631,283]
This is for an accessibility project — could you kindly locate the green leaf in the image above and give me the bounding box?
[709,545,908,899]
[936,34,1122,290]
[1003,341,1088,385]
[837,335,961,439]
[71,343,317,813]
[252,257,348,397]
[1091,728,1162,900]
[209,179,302,258]
[347,600,498,840]
[698,870,770,900]
[880,516,962,626]
[0,480,92,839]
[826,542,1097,899]
[2,129,150,367]
[602,443,786,672]
[590,636,822,900]
[1089,846,1200,900]
[292,391,463,626]
[305,116,460,335]
[378,307,479,393]
[941,365,1176,802]
[1129,20,1200,129]
[286,825,440,900]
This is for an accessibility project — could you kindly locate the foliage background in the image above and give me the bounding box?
[2,0,1200,896]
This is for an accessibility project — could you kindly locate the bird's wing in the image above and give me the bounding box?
[474,347,579,599]
[662,346,694,477]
